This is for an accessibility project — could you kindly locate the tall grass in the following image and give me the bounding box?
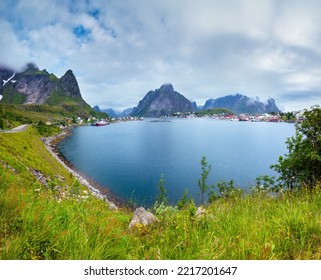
[1,127,321,259]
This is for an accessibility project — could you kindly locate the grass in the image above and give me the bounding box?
[0,103,107,129]
[1,126,321,259]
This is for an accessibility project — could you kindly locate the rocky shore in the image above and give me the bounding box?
[42,128,119,210]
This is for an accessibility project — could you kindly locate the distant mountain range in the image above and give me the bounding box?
[131,83,195,117]
[100,107,133,118]
[0,63,104,118]
[126,85,280,117]
[0,63,281,119]
[203,94,280,114]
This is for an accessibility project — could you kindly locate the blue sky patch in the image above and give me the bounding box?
[73,25,91,39]
[88,8,100,20]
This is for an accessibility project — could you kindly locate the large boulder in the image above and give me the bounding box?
[129,207,158,230]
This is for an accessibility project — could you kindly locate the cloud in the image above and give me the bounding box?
[1,0,321,111]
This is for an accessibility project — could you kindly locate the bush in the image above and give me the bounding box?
[272,106,321,190]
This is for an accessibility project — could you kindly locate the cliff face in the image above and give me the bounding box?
[203,94,280,114]
[0,63,86,106]
[59,70,82,99]
[131,84,195,117]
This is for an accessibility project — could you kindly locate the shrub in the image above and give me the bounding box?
[271,106,321,190]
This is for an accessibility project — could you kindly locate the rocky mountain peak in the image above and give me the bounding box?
[59,69,81,98]
[159,83,174,92]
[0,63,85,105]
[203,94,280,114]
[131,83,194,117]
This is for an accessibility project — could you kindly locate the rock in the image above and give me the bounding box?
[129,207,158,229]
[1,63,88,107]
[195,206,207,217]
[108,202,118,211]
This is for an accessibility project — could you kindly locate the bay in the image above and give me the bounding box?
[58,118,295,206]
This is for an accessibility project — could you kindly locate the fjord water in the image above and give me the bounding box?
[58,119,295,206]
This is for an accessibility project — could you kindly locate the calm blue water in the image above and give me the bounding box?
[58,118,295,206]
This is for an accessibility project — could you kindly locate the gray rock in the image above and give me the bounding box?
[195,206,207,217]
[108,202,118,211]
[129,207,158,229]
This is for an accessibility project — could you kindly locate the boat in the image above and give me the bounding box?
[95,120,109,126]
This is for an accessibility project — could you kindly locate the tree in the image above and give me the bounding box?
[198,156,212,204]
[271,106,321,190]
[155,174,168,205]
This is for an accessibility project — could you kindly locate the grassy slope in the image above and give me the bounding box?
[0,103,107,129]
[1,127,321,260]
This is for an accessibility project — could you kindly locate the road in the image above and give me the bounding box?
[0,124,29,133]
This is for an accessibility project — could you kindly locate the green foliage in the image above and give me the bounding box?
[250,175,281,194]
[188,199,197,218]
[34,121,61,136]
[177,189,192,210]
[196,108,235,116]
[208,180,244,202]
[280,112,296,122]
[155,174,168,205]
[0,103,107,128]
[1,86,26,104]
[272,106,321,190]
[198,156,212,204]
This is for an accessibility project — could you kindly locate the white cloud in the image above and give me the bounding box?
[0,19,30,69]
[1,0,321,111]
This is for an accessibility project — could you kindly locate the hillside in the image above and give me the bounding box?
[1,63,84,106]
[1,126,321,260]
[203,94,280,114]
[0,64,107,128]
[131,84,195,117]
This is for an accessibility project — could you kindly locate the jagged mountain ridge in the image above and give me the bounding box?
[0,63,86,106]
[203,94,280,114]
[100,107,134,118]
[131,83,195,117]
[0,63,107,119]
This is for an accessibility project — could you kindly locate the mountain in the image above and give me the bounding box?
[101,107,134,118]
[93,105,101,112]
[101,108,118,118]
[0,63,107,119]
[131,83,195,117]
[0,63,87,106]
[203,94,280,114]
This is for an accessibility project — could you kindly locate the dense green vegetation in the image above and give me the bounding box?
[196,108,235,116]
[0,103,107,129]
[1,107,321,260]
[272,105,321,190]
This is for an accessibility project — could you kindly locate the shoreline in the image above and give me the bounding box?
[42,126,127,210]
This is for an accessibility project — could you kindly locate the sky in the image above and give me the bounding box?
[1,0,321,112]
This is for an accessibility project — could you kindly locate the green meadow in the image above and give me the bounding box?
[1,125,321,260]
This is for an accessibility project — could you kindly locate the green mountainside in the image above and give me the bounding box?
[0,63,107,128]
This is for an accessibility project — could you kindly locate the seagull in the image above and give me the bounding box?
[0,95,2,101]
[2,72,16,86]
